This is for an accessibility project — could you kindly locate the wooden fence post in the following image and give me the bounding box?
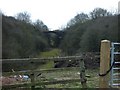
[30,73,35,90]
[80,57,87,88]
[99,40,110,88]
[30,60,35,90]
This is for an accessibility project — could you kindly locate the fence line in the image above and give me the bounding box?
[2,40,120,88]
[2,52,100,62]
[2,52,100,89]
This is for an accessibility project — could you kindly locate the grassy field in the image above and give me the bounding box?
[2,68,99,89]
[35,68,99,88]
[35,49,99,88]
[36,49,61,69]
[3,49,100,89]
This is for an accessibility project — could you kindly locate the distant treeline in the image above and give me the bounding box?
[2,8,120,58]
[2,15,49,59]
[60,8,119,55]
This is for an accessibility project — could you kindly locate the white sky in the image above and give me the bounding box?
[0,0,119,30]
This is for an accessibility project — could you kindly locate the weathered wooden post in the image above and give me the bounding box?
[30,60,35,90]
[30,73,35,90]
[80,54,87,88]
[99,40,110,88]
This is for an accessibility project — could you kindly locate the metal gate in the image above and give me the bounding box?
[110,42,120,87]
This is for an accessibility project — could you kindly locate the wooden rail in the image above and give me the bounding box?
[2,56,82,62]
[3,67,79,76]
[2,53,100,63]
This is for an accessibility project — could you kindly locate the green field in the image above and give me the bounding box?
[3,49,100,89]
[36,49,61,69]
[35,49,99,88]
[35,68,99,88]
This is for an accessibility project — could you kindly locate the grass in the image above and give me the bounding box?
[86,68,99,88]
[35,68,99,88]
[38,48,61,57]
[35,49,99,88]
[3,49,100,88]
[36,49,61,69]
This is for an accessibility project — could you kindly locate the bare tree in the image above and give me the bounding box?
[90,8,108,19]
[15,11,31,23]
[74,13,89,23]
[33,19,48,31]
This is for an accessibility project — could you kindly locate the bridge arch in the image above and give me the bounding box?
[43,30,65,47]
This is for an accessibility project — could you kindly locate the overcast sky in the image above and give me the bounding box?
[0,0,119,30]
